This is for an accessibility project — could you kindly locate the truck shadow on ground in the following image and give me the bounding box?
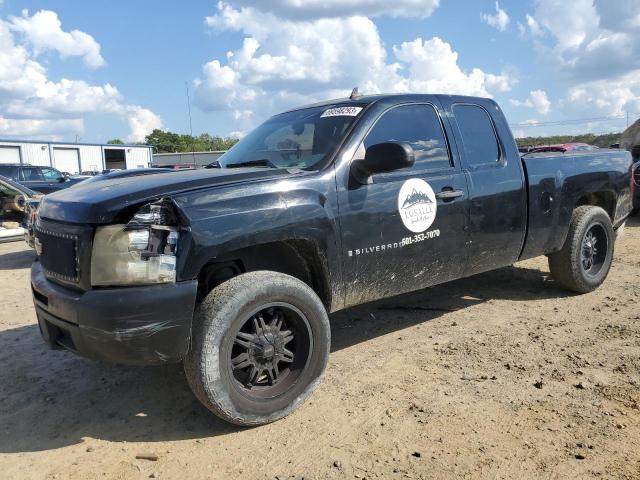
[0,261,573,454]
[0,248,36,270]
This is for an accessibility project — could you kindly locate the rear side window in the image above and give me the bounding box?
[364,104,451,170]
[20,167,44,181]
[453,104,500,166]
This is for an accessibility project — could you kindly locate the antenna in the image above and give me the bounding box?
[185,82,196,164]
[350,87,360,100]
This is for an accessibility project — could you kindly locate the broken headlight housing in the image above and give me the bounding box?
[91,198,181,287]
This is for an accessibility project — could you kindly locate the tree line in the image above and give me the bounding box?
[516,132,622,149]
[106,130,240,153]
[109,129,624,152]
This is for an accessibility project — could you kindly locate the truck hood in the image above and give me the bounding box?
[38,167,295,224]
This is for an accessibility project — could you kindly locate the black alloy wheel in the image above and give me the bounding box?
[580,224,608,276]
[229,303,312,399]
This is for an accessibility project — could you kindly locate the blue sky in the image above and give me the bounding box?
[0,0,638,143]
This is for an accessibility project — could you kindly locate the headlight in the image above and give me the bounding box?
[91,199,180,287]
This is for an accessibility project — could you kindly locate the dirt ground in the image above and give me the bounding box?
[0,218,639,480]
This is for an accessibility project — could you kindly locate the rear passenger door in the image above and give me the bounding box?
[446,102,527,276]
[338,102,469,308]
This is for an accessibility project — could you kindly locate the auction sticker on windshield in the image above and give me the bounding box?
[320,107,363,118]
[398,178,437,233]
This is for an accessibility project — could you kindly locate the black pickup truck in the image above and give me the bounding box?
[31,94,633,426]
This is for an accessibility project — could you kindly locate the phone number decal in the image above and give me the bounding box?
[348,229,441,257]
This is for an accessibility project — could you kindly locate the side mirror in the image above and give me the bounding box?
[58,176,66,182]
[352,142,414,183]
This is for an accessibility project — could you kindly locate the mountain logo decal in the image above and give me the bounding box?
[397,179,437,233]
[401,188,434,209]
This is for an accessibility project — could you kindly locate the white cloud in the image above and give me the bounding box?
[510,89,551,115]
[225,0,440,19]
[9,9,105,68]
[517,0,640,134]
[392,37,514,95]
[562,73,640,119]
[126,106,163,143]
[481,2,509,32]
[524,14,542,37]
[0,117,83,137]
[529,0,640,80]
[0,11,161,141]
[195,2,514,131]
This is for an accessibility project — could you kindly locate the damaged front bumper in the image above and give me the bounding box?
[31,261,198,365]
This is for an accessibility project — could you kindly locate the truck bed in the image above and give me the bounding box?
[520,148,632,260]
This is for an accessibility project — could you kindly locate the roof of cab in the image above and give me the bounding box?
[281,93,495,114]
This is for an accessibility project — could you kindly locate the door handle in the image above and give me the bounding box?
[435,189,464,200]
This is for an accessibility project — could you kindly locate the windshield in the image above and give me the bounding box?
[218,104,364,170]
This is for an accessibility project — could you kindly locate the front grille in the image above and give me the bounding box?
[35,226,79,282]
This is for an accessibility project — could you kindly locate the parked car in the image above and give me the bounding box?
[0,174,40,243]
[530,143,599,153]
[31,94,633,426]
[0,164,85,194]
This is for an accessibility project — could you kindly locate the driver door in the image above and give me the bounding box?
[337,103,469,308]
[41,167,67,192]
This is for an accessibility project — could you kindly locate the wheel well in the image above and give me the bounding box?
[196,240,331,309]
[576,191,616,220]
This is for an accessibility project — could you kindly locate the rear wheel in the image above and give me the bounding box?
[184,271,330,426]
[548,206,614,293]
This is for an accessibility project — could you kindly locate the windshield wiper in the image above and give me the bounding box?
[225,159,278,169]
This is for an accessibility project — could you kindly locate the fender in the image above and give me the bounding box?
[172,177,343,310]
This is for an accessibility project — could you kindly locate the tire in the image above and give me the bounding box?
[548,206,615,293]
[184,271,330,426]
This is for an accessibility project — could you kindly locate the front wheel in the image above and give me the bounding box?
[548,206,614,293]
[184,271,330,426]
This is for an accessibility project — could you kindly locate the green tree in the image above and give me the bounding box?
[516,132,623,149]
[145,129,239,153]
[107,138,124,144]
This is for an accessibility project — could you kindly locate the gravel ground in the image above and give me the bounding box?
[0,216,639,480]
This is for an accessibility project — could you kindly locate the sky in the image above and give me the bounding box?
[0,0,639,143]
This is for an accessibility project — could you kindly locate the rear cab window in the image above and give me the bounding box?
[364,104,452,171]
[453,104,501,167]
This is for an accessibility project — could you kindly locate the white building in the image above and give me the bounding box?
[152,151,226,168]
[0,139,153,174]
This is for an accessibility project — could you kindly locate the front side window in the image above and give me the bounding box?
[42,168,63,181]
[218,104,364,170]
[453,104,500,166]
[364,104,451,171]
[20,167,43,181]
